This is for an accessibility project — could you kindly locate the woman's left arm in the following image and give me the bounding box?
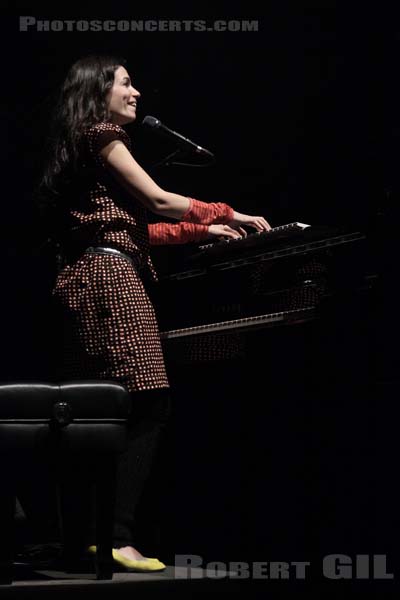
[148,222,246,245]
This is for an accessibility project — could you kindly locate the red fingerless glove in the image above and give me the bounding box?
[181,198,234,225]
[148,222,210,245]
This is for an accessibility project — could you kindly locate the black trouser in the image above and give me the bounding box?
[112,388,171,548]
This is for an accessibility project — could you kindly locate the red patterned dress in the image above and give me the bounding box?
[52,122,172,393]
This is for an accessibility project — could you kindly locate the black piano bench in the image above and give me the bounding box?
[0,381,130,585]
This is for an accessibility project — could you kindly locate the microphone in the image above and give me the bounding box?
[142,115,214,158]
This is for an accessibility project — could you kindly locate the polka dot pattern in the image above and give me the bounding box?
[52,122,169,392]
[68,121,158,281]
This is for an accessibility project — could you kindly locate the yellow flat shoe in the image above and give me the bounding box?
[87,545,159,561]
[87,546,166,572]
[112,549,166,572]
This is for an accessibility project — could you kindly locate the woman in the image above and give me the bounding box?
[40,54,271,571]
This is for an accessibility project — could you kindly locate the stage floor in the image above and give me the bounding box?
[1,565,245,598]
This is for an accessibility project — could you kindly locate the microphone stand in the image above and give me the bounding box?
[150,148,216,171]
[151,149,185,170]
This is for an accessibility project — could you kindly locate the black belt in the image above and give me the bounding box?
[85,246,139,269]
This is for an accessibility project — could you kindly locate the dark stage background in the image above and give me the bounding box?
[1,3,400,588]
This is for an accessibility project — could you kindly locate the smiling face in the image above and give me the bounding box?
[106,65,141,126]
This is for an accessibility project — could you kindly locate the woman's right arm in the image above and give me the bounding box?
[100,139,191,219]
[100,139,271,231]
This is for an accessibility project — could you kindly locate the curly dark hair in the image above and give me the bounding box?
[40,54,127,194]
